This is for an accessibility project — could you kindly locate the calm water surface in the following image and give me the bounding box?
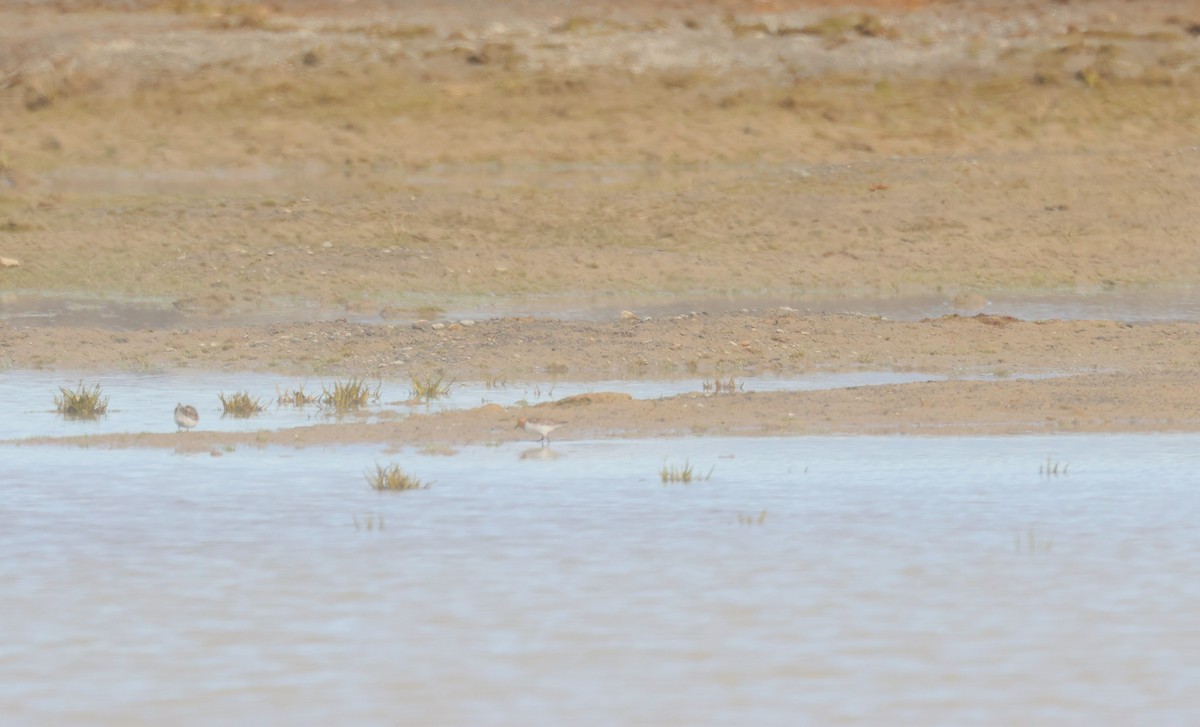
[3,435,1199,724]
[10,288,1200,327]
[0,370,958,441]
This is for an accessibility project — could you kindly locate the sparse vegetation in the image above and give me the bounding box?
[320,377,380,412]
[277,384,318,407]
[1015,529,1054,554]
[737,510,768,526]
[352,513,386,531]
[219,391,266,417]
[54,381,109,419]
[660,460,714,484]
[366,464,431,491]
[702,376,743,394]
[409,370,452,402]
[1039,457,1069,476]
[482,372,507,389]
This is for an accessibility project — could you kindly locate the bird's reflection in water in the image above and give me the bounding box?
[520,447,562,461]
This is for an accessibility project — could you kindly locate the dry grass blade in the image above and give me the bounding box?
[54,380,109,419]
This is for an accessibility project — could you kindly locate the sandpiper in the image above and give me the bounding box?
[174,403,199,431]
[516,415,564,447]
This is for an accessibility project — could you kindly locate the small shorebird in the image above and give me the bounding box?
[174,403,199,431]
[516,415,564,447]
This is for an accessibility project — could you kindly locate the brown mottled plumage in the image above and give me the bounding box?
[174,403,199,431]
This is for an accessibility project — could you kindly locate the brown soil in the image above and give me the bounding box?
[3,0,1200,448]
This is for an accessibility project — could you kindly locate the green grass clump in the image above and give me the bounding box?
[277,384,318,407]
[409,370,452,402]
[660,460,714,484]
[219,391,266,417]
[54,381,108,419]
[366,464,431,492]
[320,377,379,413]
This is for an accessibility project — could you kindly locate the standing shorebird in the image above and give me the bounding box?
[174,403,199,431]
[516,415,564,447]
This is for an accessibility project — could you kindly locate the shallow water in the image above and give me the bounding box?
[3,435,1200,724]
[0,369,958,441]
[8,287,1200,330]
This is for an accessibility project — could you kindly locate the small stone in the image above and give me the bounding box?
[460,319,475,327]
[431,322,446,330]
[0,257,20,268]
[619,310,638,321]
[411,320,432,331]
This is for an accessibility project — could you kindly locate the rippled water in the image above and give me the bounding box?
[3,435,1199,724]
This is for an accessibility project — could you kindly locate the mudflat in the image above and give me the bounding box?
[3,0,1200,446]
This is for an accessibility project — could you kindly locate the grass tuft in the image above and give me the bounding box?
[366,463,431,491]
[219,390,266,417]
[277,384,318,407]
[320,377,380,412]
[409,370,452,401]
[54,380,108,419]
[660,460,714,484]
